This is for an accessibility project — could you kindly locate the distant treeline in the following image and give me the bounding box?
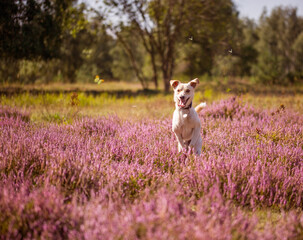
[1,0,303,90]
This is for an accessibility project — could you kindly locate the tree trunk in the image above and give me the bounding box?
[162,42,175,93]
[163,75,170,92]
[153,74,158,89]
[162,64,172,92]
[151,48,158,89]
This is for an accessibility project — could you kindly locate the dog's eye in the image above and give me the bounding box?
[186,89,190,93]
[177,89,181,92]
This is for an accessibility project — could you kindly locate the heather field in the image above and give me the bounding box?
[1,83,303,239]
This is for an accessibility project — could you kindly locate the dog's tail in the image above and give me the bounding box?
[195,102,207,113]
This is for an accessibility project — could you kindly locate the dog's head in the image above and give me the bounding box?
[170,78,199,109]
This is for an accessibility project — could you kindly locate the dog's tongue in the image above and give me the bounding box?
[179,98,186,107]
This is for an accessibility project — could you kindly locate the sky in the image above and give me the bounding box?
[233,0,303,21]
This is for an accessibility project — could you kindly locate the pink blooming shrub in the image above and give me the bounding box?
[0,98,302,239]
[0,106,30,122]
[0,183,81,240]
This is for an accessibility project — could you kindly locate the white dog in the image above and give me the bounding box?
[170,78,206,155]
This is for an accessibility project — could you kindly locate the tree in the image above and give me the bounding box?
[59,3,91,83]
[253,7,303,84]
[183,0,236,77]
[88,16,115,79]
[0,0,76,60]
[0,0,97,83]
[104,0,235,92]
[292,32,303,80]
[211,17,258,77]
[110,26,147,83]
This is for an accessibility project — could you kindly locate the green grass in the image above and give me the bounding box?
[1,80,303,123]
[0,91,234,122]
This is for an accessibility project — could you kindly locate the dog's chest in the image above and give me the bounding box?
[180,124,194,140]
[173,111,195,140]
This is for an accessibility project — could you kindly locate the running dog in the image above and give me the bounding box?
[170,78,206,155]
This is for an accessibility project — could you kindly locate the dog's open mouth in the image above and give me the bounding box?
[178,97,189,108]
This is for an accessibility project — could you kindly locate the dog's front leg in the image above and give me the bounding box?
[178,142,183,152]
[189,126,200,147]
[189,126,202,155]
[174,132,185,152]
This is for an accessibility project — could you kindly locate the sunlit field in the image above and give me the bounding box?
[1,81,303,239]
[1,79,303,122]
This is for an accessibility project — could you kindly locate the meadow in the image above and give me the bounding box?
[1,81,303,239]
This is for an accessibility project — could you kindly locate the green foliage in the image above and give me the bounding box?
[81,16,114,80]
[181,0,235,77]
[0,0,76,60]
[212,55,242,76]
[253,7,303,84]
[0,58,20,83]
[1,1,303,86]
[182,43,213,77]
[292,32,303,80]
[110,29,146,82]
[210,17,258,77]
[0,4,115,84]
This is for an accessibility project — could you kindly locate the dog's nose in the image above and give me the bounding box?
[180,96,185,100]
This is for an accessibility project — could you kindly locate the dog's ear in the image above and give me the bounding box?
[170,80,180,89]
[189,78,199,88]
